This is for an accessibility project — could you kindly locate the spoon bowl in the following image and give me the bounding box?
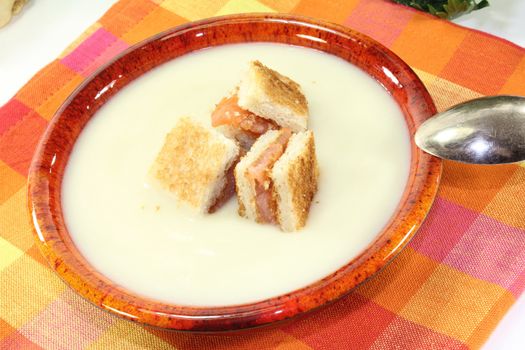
[415,95,525,164]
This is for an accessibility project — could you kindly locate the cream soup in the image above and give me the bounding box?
[62,43,410,306]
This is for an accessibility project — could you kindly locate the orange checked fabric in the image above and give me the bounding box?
[1,0,525,349]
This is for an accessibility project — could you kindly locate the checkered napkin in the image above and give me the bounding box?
[1,0,524,349]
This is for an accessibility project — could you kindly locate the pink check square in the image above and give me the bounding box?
[18,291,115,350]
[409,197,479,262]
[443,213,525,296]
[61,28,129,76]
[344,0,414,48]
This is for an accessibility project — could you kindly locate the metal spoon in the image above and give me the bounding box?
[415,95,525,164]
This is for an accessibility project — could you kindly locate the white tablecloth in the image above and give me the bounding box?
[0,1,523,348]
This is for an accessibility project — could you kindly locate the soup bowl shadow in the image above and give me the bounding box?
[28,13,442,332]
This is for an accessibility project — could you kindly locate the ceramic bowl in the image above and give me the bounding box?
[28,14,441,331]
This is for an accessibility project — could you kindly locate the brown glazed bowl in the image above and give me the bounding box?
[28,14,441,331]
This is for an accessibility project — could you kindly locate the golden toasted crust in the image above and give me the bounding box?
[12,0,27,14]
[278,132,318,230]
[251,61,308,117]
[238,200,246,217]
[150,117,238,212]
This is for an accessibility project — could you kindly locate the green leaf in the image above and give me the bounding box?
[392,0,490,19]
[427,4,448,18]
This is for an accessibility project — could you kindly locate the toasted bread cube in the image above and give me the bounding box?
[238,60,309,132]
[150,117,239,213]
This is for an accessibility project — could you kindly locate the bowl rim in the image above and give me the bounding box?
[28,13,442,331]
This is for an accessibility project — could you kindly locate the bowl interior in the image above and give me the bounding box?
[28,14,441,331]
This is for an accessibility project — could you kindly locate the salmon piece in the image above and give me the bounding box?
[254,182,276,223]
[247,143,284,184]
[211,95,276,136]
[211,95,249,127]
[247,129,292,223]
